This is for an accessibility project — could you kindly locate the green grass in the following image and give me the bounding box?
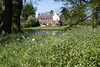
[0,27,100,67]
[23,26,66,30]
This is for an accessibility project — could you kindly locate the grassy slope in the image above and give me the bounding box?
[23,26,66,30]
[0,26,100,67]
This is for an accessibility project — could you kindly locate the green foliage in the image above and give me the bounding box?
[61,7,70,19]
[26,15,36,26]
[97,14,100,25]
[50,23,52,26]
[21,15,36,28]
[50,10,53,14]
[59,0,100,27]
[21,2,36,20]
[21,3,37,28]
[0,27,100,66]
[56,23,60,26]
[43,23,45,25]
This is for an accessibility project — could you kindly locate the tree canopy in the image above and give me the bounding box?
[55,0,100,28]
[50,10,54,14]
[21,2,36,20]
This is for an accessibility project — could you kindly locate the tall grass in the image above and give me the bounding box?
[0,28,100,67]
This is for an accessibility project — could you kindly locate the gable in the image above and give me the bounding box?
[53,12,60,21]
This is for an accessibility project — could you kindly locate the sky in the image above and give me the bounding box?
[26,0,65,17]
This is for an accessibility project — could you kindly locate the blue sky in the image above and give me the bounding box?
[26,0,65,17]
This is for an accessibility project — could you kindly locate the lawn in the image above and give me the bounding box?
[0,26,100,67]
[23,26,66,30]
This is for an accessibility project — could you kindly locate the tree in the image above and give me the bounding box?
[61,7,70,20]
[21,15,36,28]
[0,0,37,34]
[26,15,36,27]
[55,0,100,28]
[12,0,22,33]
[50,10,53,14]
[0,0,12,34]
[21,2,36,21]
[0,0,23,34]
[70,0,100,28]
[0,0,3,18]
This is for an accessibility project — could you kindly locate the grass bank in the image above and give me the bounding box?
[23,26,66,30]
[0,27,100,67]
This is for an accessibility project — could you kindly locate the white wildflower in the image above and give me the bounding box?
[32,38,35,41]
[29,48,31,50]
[53,32,55,35]
[22,35,25,38]
[55,39,57,41]
[17,38,20,40]
[63,33,65,36]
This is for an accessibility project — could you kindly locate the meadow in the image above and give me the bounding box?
[0,27,100,67]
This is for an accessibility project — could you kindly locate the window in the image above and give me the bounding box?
[53,22,55,25]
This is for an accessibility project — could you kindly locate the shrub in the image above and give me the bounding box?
[21,15,38,28]
[56,23,60,26]
[26,15,36,27]
[20,22,27,28]
[50,23,52,26]
[43,23,45,25]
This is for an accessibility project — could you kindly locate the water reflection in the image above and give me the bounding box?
[24,29,61,35]
[33,30,58,35]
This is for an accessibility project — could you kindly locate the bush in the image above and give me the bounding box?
[21,15,39,28]
[26,15,36,27]
[43,23,45,25]
[56,23,60,26]
[50,23,52,26]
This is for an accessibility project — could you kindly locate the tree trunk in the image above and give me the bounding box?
[0,0,12,34]
[92,4,98,28]
[12,0,22,33]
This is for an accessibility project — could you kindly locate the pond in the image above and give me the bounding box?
[23,29,63,35]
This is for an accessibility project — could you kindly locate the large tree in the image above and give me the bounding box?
[12,0,22,33]
[0,0,12,34]
[21,2,36,21]
[55,0,100,28]
[0,0,36,34]
[61,7,70,20]
[0,0,23,34]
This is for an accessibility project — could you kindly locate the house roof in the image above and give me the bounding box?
[38,14,54,19]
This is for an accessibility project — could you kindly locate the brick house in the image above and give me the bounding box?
[37,12,60,26]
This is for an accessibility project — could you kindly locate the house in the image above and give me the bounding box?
[37,12,60,26]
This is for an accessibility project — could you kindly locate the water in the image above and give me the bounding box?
[24,29,62,35]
